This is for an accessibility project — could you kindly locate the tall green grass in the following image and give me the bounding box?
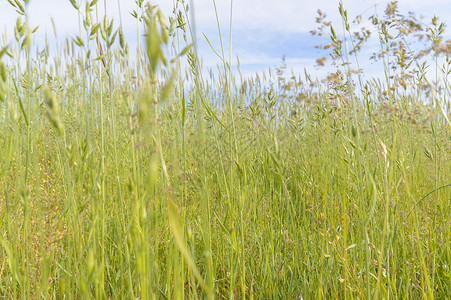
[0,0,450,298]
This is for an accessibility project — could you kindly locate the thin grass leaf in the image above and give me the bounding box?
[168,198,212,297]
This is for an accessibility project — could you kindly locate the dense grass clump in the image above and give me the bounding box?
[0,0,450,298]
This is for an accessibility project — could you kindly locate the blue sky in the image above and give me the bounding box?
[1,0,451,79]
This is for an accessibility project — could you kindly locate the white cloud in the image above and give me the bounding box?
[1,0,449,40]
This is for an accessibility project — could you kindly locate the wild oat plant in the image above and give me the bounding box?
[0,0,450,298]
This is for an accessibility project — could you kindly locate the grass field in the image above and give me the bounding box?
[0,0,450,298]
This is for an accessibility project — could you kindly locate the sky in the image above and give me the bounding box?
[1,0,451,80]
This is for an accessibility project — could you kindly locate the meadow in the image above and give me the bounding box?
[0,0,450,298]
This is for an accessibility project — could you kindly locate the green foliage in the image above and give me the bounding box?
[0,0,450,299]
[43,88,64,135]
